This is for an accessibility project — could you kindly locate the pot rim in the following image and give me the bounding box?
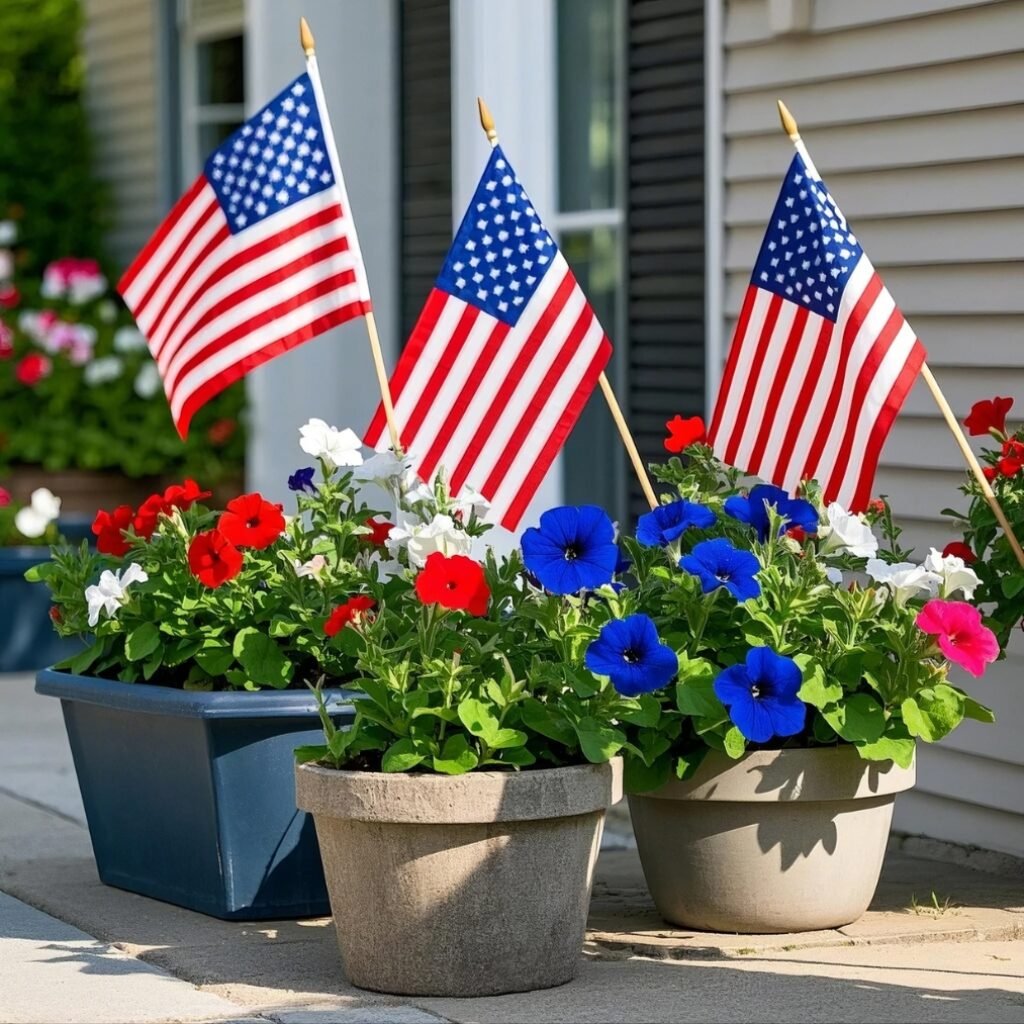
[295,757,624,823]
[35,667,355,720]
[630,745,915,804]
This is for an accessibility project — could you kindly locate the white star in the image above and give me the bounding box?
[276,189,289,203]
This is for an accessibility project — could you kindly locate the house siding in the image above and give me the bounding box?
[720,0,1024,856]
[81,0,161,270]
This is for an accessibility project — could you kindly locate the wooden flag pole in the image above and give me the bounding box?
[476,97,658,510]
[776,100,1024,570]
[301,17,402,454]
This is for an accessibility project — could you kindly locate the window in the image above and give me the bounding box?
[554,0,626,520]
[176,0,246,181]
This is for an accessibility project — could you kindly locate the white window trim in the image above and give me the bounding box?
[704,0,725,416]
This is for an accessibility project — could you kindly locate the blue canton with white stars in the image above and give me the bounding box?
[752,153,863,323]
[204,73,334,234]
[436,146,557,327]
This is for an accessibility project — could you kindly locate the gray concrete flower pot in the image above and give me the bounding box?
[629,745,915,934]
[296,759,623,996]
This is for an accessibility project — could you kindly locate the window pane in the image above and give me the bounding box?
[561,226,621,514]
[198,120,244,156]
[556,0,619,213]
[197,35,245,106]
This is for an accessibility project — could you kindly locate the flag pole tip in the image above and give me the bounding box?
[299,17,315,56]
[776,99,800,141]
[477,96,499,146]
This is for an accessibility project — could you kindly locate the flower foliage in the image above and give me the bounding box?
[0,219,245,482]
[575,416,997,794]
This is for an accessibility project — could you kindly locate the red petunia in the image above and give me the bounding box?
[92,504,135,556]
[324,595,376,637]
[998,439,1024,477]
[0,284,20,309]
[163,478,211,511]
[786,526,808,544]
[664,414,706,454]
[964,396,1013,438]
[218,493,286,549]
[414,552,490,616]
[983,465,998,482]
[134,494,170,539]
[188,529,243,587]
[16,353,51,386]
[363,517,394,546]
[942,541,976,565]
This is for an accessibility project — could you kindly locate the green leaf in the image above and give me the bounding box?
[124,622,160,662]
[457,697,501,741]
[195,645,234,677]
[488,727,528,750]
[796,657,843,709]
[574,716,624,763]
[520,699,576,746]
[722,726,746,760]
[624,753,672,793]
[675,747,707,781]
[855,726,916,769]
[822,693,886,743]
[498,745,537,767]
[327,727,357,761]
[1001,574,1024,599]
[963,696,996,724]
[901,685,965,743]
[432,734,479,775]
[294,744,329,764]
[233,628,292,689]
[617,693,662,728]
[381,738,425,773]
[65,638,105,676]
[675,655,722,718]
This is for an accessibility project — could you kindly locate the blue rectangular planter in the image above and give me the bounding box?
[36,669,354,920]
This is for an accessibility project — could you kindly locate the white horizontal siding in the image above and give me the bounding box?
[81,0,161,270]
[720,0,1024,856]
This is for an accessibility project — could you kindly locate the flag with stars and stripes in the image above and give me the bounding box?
[365,145,612,531]
[118,72,371,438]
[708,150,925,512]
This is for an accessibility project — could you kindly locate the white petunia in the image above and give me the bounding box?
[14,488,62,539]
[83,355,124,387]
[298,418,363,470]
[114,326,149,353]
[0,221,17,246]
[133,362,162,398]
[354,448,409,488]
[923,548,981,600]
[818,503,879,559]
[386,512,472,568]
[85,563,149,627]
[865,558,940,606]
[292,554,327,580]
[824,566,844,586]
[449,485,491,523]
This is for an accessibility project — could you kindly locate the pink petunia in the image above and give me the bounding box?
[916,599,999,678]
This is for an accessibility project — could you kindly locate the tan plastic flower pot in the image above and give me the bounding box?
[629,745,915,934]
[296,759,623,996]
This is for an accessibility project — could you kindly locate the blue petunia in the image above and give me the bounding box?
[713,647,807,743]
[636,499,716,548]
[288,467,317,494]
[724,484,818,542]
[521,505,619,595]
[585,614,678,697]
[679,537,761,601]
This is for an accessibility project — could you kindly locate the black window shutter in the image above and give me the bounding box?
[626,0,705,517]
[400,0,453,339]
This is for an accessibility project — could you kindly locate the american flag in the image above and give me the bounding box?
[708,151,925,512]
[365,146,611,530]
[118,72,371,438]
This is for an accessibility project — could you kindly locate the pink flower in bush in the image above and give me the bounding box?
[0,487,10,507]
[41,258,107,304]
[0,321,13,358]
[15,352,52,386]
[19,309,59,345]
[916,599,999,678]
[0,284,19,309]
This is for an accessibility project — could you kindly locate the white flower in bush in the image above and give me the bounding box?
[14,488,62,539]
[292,554,328,580]
[818,503,879,559]
[114,325,149,353]
[299,418,363,470]
[924,548,981,600]
[83,355,124,386]
[133,362,162,398]
[865,559,939,606]
[387,512,472,568]
[0,221,17,246]
[354,448,409,489]
[85,563,149,628]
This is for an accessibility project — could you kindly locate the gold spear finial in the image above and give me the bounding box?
[477,96,499,147]
[300,17,316,56]
[777,99,800,142]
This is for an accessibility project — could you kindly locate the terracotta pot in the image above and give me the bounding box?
[628,745,915,933]
[296,759,623,996]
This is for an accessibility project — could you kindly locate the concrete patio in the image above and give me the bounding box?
[2,671,1023,1024]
